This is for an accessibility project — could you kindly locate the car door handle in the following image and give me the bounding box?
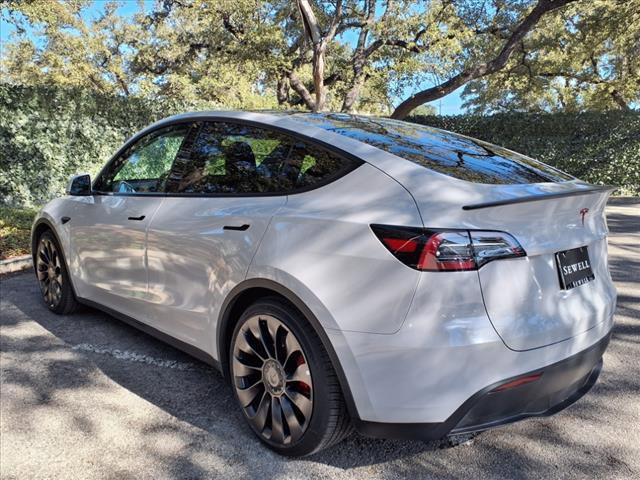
[127,215,146,221]
[223,224,250,231]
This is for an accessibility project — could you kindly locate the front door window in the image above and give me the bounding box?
[94,125,190,194]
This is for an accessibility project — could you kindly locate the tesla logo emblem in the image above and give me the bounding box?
[580,208,589,226]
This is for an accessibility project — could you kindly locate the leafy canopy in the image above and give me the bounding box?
[3,1,631,115]
[462,0,640,112]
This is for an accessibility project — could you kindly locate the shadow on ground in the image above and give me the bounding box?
[1,199,638,479]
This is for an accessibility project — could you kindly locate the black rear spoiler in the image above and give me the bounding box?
[462,185,616,211]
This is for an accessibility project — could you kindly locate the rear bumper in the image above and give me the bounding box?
[354,331,610,441]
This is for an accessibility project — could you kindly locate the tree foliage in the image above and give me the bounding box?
[410,111,640,194]
[1,84,637,209]
[2,0,627,117]
[462,0,640,112]
[0,82,205,207]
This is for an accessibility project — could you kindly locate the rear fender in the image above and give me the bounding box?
[217,275,374,422]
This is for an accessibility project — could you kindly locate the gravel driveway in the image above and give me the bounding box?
[1,199,639,479]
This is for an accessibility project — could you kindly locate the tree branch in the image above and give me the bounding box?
[391,0,576,119]
[611,90,631,110]
[341,0,376,112]
[220,11,245,39]
[290,72,342,106]
[324,0,343,43]
[288,70,316,110]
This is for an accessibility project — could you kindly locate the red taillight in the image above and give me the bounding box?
[371,224,526,271]
[381,237,418,253]
[417,231,476,271]
[490,373,543,392]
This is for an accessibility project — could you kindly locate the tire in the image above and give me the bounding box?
[229,297,352,456]
[34,230,79,315]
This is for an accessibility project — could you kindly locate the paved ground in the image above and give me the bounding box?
[1,199,638,480]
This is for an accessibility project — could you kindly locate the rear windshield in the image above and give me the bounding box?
[284,113,573,184]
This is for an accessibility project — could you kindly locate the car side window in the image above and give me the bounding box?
[165,121,358,194]
[94,125,190,194]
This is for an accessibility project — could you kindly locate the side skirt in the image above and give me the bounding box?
[78,297,221,371]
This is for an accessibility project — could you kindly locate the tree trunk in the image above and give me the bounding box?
[341,0,375,113]
[277,75,290,105]
[342,73,366,113]
[296,0,341,113]
[288,71,316,110]
[312,45,326,112]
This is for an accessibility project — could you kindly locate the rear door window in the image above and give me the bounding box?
[165,121,360,194]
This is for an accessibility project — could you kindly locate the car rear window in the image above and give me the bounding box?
[285,113,573,184]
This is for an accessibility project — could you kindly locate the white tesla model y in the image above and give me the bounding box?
[32,112,616,456]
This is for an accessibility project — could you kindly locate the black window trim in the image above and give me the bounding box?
[92,116,365,198]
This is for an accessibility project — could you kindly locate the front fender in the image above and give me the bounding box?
[31,198,77,296]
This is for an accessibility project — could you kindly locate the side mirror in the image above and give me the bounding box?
[66,173,92,196]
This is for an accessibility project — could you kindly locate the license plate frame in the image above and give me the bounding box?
[555,246,595,290]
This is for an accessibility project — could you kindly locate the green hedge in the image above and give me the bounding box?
[408,112,639,195]
[0,84,197,207]
[1,84,638,208]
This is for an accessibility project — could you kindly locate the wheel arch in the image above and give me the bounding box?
[217,278,362,421]
[31,218,79,298]
[31,218,56,263]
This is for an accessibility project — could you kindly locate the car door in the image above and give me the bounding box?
[67,124,191,319]
[144,121,308,350]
